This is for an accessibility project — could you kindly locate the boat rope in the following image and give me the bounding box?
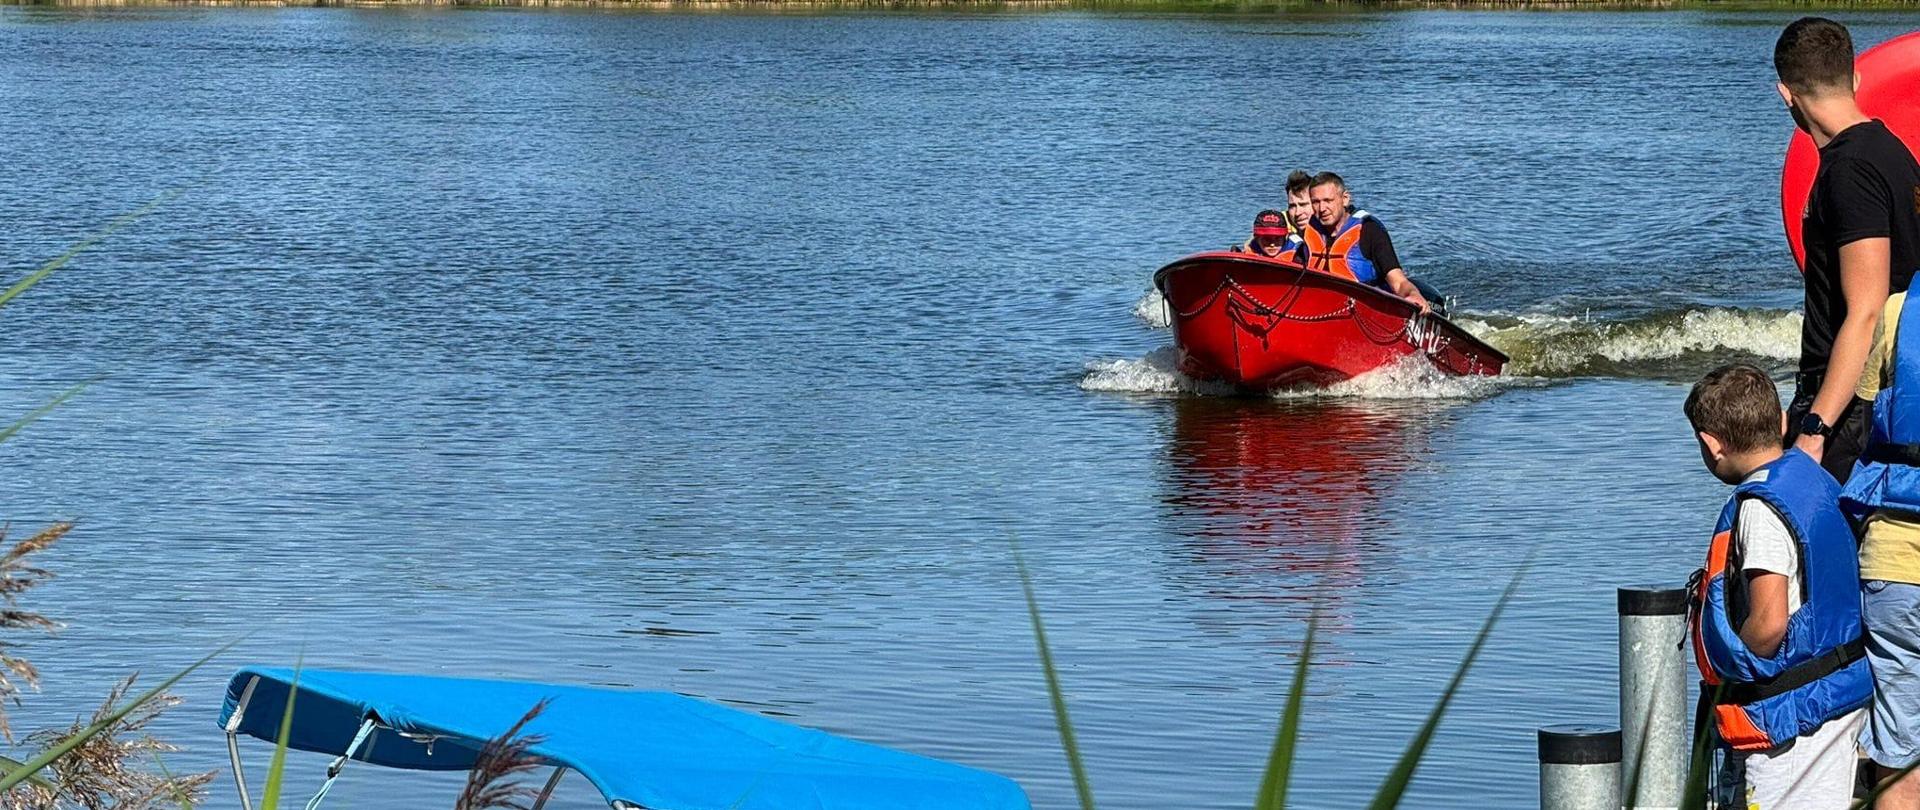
[1171,277,1232,319]
[302,718,378,810]
[1171,261,1313,322]
[1229,273,1354,344]
[1350,301,1414,346]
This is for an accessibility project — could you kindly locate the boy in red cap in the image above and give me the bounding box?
[1230,209,1294,259]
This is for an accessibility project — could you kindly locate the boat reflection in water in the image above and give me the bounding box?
[1160,397,1445,633]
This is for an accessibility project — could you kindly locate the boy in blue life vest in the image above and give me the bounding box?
[1685,363,1871,809]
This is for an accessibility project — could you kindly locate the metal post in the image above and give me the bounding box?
[1618,587,1688,808]
[1539,724,1622,810]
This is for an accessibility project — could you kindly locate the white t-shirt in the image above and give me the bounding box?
[1735,468,1803,616]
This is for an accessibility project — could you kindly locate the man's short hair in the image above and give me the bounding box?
[1684,363,1784,453]
[1775,17,1855,96]
[1310,171,1347,191]
[1285,170,1314,196]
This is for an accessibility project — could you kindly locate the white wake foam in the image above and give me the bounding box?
[1272,355,1517,400]
[1455,307,1801,377]
[1091,303,1800,398]
[1133,289,1171,329]
[1078,347,1235,396]
[1078,349,1517,400]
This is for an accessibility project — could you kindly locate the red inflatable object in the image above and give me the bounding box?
[1782,31,1920,271]
[1153,252,1508,388]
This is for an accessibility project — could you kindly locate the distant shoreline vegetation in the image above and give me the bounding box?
[4,0,1919,10]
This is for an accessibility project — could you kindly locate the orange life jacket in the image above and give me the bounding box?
[1299,217,1368,283]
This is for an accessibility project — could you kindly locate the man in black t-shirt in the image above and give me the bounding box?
[1776,17,1920,484]
[1295,173,1432,312]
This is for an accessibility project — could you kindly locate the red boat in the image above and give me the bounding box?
[1153,251,1508,388]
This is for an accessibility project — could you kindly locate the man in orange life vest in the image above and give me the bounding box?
[1296,172,1433,313]
[1229,209,1296,259]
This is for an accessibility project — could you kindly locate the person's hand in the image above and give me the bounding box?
[1407,292,1432,314]
[1795,431,1826,463]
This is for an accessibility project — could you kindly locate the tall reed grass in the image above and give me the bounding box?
[0,197,221,809]
[1016,541,1528,809]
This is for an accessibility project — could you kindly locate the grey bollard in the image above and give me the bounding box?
[1619,587,1689,808]
[1539,725,1622,810]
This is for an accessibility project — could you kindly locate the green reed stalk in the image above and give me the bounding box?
[1253,609,1318,810]
[1676,681,1724,810]
[152,751,198,810]
[1621,683,1660,809]
[0,755,57,792]
[0,381,92,446]
[1012,541,1096,810]
[260,667,301,810]
[1364,557,1530,810]
[0,190,177,311]
[0,193,177,445]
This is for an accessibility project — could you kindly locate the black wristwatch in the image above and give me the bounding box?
[1800,412,1834,438]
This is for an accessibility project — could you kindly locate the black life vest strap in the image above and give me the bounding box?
[1866,443,1920,467]
[1713,636,1866,706]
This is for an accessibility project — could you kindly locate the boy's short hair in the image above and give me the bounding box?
[1685,363,1784,453]
[1285,170,1314,196]
[1775,17,1855,96]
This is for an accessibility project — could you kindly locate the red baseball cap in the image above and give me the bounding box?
[1252,209,1288,237]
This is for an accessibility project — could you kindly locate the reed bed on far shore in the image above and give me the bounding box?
[4,0,1918,11]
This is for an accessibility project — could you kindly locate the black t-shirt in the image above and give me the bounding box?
[1801,119,1920,377]
[1357,218,1403,279]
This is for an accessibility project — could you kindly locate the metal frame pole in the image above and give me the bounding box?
[224,675,262,810]
[531,766,567,810]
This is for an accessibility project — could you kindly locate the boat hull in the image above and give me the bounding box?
[1153,252,1508,388]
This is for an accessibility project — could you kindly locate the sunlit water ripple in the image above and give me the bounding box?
[3,6,1920,809]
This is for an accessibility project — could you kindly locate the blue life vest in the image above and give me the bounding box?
[1843,294,1920,515]
[1690,449,1870,751]
[1298,211,1381,287]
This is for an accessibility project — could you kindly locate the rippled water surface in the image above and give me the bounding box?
[4,6,1920,809]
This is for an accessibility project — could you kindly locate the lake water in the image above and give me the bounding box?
[2,5,1919,808]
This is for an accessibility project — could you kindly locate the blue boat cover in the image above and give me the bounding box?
[217,668,1030,810]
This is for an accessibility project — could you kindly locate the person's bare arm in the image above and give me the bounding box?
[1383,268,1430,313]
[1738,571,1790,657]
[1797,238,1890,460]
